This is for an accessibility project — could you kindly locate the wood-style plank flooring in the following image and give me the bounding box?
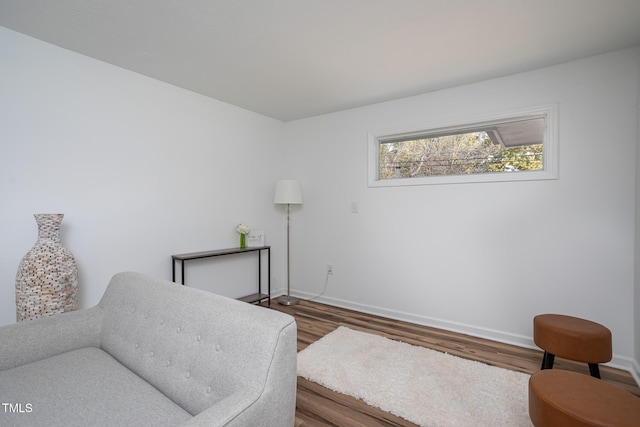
[260,298,640,427]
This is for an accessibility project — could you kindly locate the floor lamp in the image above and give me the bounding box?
[274,179,303,306]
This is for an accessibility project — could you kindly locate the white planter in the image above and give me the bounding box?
[15,214,78,321]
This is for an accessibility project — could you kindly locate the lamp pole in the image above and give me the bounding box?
[278,203,299,305]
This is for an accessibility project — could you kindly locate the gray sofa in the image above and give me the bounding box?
[0,271,297,426]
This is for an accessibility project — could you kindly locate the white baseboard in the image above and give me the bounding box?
[295,291,536,347]
[631,359,640,387]
[291,291,639,386]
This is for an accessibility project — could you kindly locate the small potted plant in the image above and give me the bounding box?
[237,224,250,249]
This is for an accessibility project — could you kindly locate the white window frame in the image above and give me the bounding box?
[368,104,558,187]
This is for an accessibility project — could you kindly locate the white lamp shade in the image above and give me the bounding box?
[274,180,303,205]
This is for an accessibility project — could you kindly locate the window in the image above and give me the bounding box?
[368,105,557,187]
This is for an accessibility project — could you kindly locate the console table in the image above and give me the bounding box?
[171,246,270,305]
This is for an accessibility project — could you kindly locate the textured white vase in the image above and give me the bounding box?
[15,214,78,322]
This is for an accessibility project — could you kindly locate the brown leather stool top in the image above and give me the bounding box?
[529,369,640,427]
[533,314,612,378]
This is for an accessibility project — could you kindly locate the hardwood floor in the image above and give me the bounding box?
[260,298,640,427]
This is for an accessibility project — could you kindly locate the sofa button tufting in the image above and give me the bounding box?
[176,327,181,333]
[215,344,221,352]
[186,372,191,378]
[149,352,154,357]
[196,335,201,341]
[206,386,212,394]
[165,361,171,367]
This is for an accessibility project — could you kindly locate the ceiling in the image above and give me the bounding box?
[1,0,640,122]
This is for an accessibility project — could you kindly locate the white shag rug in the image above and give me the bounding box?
[297,326,532,427]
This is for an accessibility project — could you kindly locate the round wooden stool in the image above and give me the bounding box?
[529,370,640,427]
[533,314,611,378]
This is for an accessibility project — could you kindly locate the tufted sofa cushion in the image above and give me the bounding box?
[99,272,295,416]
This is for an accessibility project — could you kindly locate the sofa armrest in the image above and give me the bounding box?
[180,388,261,427]
[181,320,297,427]
[0,306,103,370]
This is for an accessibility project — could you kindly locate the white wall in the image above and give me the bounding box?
[284,47,640,372]
[0,27,287,327]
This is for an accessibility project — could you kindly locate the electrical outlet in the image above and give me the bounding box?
[327,264,334,275]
